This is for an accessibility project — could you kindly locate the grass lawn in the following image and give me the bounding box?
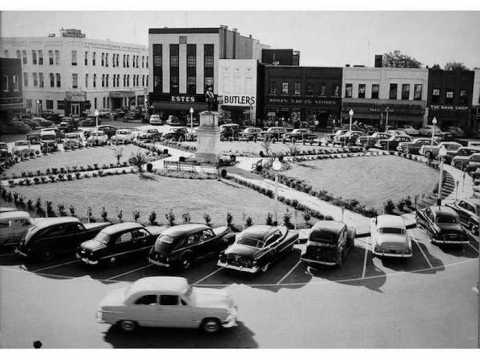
[13,173,294,227]
[3,144,149,177]
[283,155,438,210]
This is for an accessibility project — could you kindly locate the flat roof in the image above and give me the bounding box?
[149,27,220,34]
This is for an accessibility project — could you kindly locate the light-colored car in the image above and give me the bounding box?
[149,114,163,125]
[97,276,238,333]
[40,127,57,136]
[87,130,108,146]
[452,151,480,170]
[63,132,84,149]
[111,129,134,144]
[447,126,465,138]
[240,127,263,140]
[401,126,420,136]
[467,141,480,149]
[419,125,443,137]
[370,215,412,258]
[0,211,34,247]
[13,140,32,154]
[419,141,462,158]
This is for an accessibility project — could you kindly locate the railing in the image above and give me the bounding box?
[163,160,218,175]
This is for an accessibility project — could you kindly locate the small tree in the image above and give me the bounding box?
[117,209,123,223]
[182,212,191,223]
[149,211,157,225]
[283,210,294,229]
[245,216,253,228]
[129,152,148,172]
[265,212,274,225]
[203,213,212,227]
[112,146,124,166]
[69,205,76,216]
[303,211,312,227]
[444,62,469,71]
[226,212,233,227]
[165,209,176,226]
[101,207,108,222]
[133,210,140,222]
[383,199,396,214]
[57,204,67,216]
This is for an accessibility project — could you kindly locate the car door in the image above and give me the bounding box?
[128,294,161,327]
[44,223,80,255]
[110,231,136,260]
[456,201,469,225]
[131,228,153,253]
[198,228,221,254]
[157,294,195,328]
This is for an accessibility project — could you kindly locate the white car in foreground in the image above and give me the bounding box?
[111,129,134,144]
[97,276,238,333]
[370,215,412,258]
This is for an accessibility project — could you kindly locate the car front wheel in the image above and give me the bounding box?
[201,318,221,333]
[118,320,137,332]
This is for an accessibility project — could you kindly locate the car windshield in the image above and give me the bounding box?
[378,227,405,235]
[445,144,461,151]
[66,134,80,139]
[437,215,457,224]
[41,134,56,141]
[237,233,265,248]
[309,230,337,244]
[91,131,104,136]
[94,231,111,245]
[15,141,29,146]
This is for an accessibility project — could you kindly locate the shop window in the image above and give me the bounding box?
[72,73,78,89]
[39,73,44,88]
[22,50,27,64]
[371,84,379,99]
[1,75,8,92]
[432,88,440,104]
[38,50,43,65]
[294,81,301,95]
[358,84,366,99]
[306,82,313,96]
[401,84,410,100]
[269,81,278,95]
[46,100,53,110]
[345,83,352,98]
[72,50,77,66]
[282,82,289,95]
[57,100,64,110]
[32,50,37,65]
[459,89,468,106]
[56,73,61,87]
[445,89,454,105]
[414,84,423,100]
[33,73,38,87]
[49,50,54,65]
[55,50,60,65]
[389,83,398,100]
[49,73,55,88]
[23,72,28,87]
[12,75,19,92]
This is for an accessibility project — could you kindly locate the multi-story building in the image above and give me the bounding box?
[0,57,23,119]
[341,66,428,128]
[0,28,148,116]
[258,65,343,128]
[148,26,266,120]
[470,68,480,132]
[426,68,474,132]
[261,49,300,66]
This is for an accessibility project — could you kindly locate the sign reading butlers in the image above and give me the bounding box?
[223,95,256,106]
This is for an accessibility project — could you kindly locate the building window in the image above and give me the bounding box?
[57,100,64,110]
[204,44,214,91]
[94,98,97,109]
[320,84,327,96]
[23,72,28,87]
[102,74,105,87]
[127,75,130,87]
[22,50,27,64]
[93,74,96,88]
[146,56,148,68]
[85,73,89,88]
[357,84,366,99]
[432,88,440,104]
[187,49,196,67]
[103,97,106,108]
[49,73,55,88]
[169,44,179,94]
[46,100,53,110]
[142,75,145,87]
[170,74,179,94]
[84,51,88,66]
[170,46,179,67]
[127,55,130,68]
[105,53,109,67]
[1,75,8,92]
[459,89,468,106]
[12,75,19,92]
[39,73,44,88]
[445,89,454,105]
[414,84,423,100]
[101,53,104,66]
[186,44,196,94]
[389,83,398,100]
[92,52,96,66]
[72,73,78,89]
[48,50,54,65]
[72,50,77,66]
[294,81,301,95]
[401,84,410,100]
[345,83,353,98]
[56,73,61,87]
[33,73,38,87]
[106,74,109,88]
[16,50,21,59]
[32,50,37,65]
[142,56,145,68]
[38,50,43,65]
[187,76,196,95]
[55,50,60,65]
[371,84,379,99]
[281,82,289,95]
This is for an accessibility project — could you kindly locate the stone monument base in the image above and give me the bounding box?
[195,111,220,164]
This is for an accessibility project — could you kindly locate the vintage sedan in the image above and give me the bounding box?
[86,130,108,146]
[370,215,412,258]
[300,221,356,267]
[446,198,480,235]
[15,217,110,261]
[375,135,412,150]
[63,132,84,149]
[97,276,237,333]
[148,224,235,271]
[217,225,299,273]
[0,211,34,248]
[111,129,135,144]
[445,146,478,165]
[356,132,390,148]
[416,206,469,245]
[77,222,168,266]
[397,137,437,154]
[240,127,263,141]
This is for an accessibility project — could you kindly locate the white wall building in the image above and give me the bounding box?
[473,68,480,107]
[0,28,148,115]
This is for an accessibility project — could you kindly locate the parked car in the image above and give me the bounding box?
[40,111,62,123]
[111,129,135,144]
[240,127,263,141]
[397,137,437,154]
[162,127,189,142]
[217,225,299,274]
[79,116,101,127]
[300,221,356,267]
[31,116,54,128]
[77,222,168,266]
[418,141,462,159]
[13,140,32,155]
[445,198,480,235]
[97,125,118,138]
[419,125,443,137]
[447,126,465,138]
[220,123,241,140]
[0,211,34,248]
[166,115,184,126]
[400,125,420,136]
[14,217,110,261]
[58,118,78,133]
[86,130,108,146]
[464,153,480,172]
[467,141,480,149]
[63,132,84,149]
[283,128,317,142]
[0,207,17,213]
[445,146,478,165]
[370,215,412,258]
[375,135,412,150]
[452,151,480,170]
[336,130,364,145]
[332,129,348,144]
[148,224,235,271]
[356,132,390,148]
[416,206,469,245]
[137,128,161,142]
[263,127,287,140]
[40,133,59,152]
[149,114,163,125]
[97,276,238,333]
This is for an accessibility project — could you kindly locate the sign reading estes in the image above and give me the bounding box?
[223,95,256,106]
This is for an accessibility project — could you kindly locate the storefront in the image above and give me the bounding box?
[148,93,209,121]
[109,91,137,110]
[64,91,90,116]
[427,104,472,130]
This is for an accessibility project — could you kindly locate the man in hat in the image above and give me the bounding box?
[205,86,216,111]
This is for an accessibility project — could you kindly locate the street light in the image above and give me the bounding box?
[437,146,447,206]
[36,99,40,116]
[348,109,354,132]
[94,109,99,131]
[385,107,391,131]
[189,107,194,132]
[272,158,282,224]
[431,117,437,146]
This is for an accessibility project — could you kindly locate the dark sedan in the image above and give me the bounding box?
[76,222,168,266]
[415,206,469,245]
[445,198,480,235]
[217,225,299,274]
[148,223,235,271]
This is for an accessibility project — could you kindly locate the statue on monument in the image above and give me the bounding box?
[205,86,217,111]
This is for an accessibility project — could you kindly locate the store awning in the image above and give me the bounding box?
[110,91,136,98]
[152,101,208,111]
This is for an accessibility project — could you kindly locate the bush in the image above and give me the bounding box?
[383,199,396,214]
[245,216,253,228]
[266,212,274,225]
[303,211,311,226]
[283,210,294,229]
[325,215,334,221]
[203,213,212,226]
[149,211,157,225]
[182,212,191,223]
[165,209,176,226]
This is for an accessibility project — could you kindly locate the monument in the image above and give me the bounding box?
[195,111,220,164]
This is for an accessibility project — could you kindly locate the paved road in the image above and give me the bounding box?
[0,227,478,348]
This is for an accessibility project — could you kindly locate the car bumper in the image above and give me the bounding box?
[14,248,29,257]
[148,257,171,268]
[300,256,337,266]
[76,253,99,265]
[431,239,469,245]
[372,249,412,258]
[217,260,259,273]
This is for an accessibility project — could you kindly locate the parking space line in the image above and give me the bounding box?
[106,264,153,281]
[412,239,433,268]
[276,260,301,285]
[468,242,479,255]
[361,246,369,279]
[193,268,223,285]
[32,259,80,273]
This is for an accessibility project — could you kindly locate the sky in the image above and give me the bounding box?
[1,11,479,68]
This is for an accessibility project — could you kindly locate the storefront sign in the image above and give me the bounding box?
[267,96,339,107]
[430,105,470,111]
[223,95,256,106]
[171,95,196,103]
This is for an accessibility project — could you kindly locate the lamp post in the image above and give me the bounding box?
[348,109,354,132]
[437,146,447,206]
[431,117,437,146]
[272,158,282,224]
[385,106,391,131]
[94,109,99,131]
[144,98,148,122]
[36,99,40,116]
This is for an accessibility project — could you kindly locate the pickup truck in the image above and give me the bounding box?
[15,217,111,261]
[397,138,437,154]
[418,141,462,159]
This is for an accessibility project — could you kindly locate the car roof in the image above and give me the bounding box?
[0,210,30,219]
[161,223,210,237]
[127,276,189,296]
[241,225,276,237]
[459,198,480,205]
[311,221,345,234]
[31,216,79,228]
[376,215,405,228]
[430,206,458,217]
[102,222,143,234]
